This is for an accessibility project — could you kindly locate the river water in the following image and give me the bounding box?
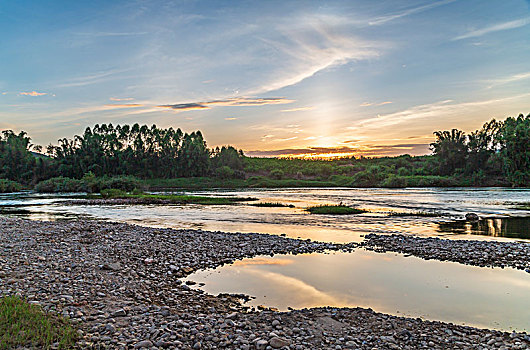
[1,187,529,331]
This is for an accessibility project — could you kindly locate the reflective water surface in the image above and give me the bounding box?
[1,188,528,243]
[186,250,530,332]
[2,188,529,331]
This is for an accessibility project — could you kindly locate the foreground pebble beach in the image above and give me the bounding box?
[1,217,528,349]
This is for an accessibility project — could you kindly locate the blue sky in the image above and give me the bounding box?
[1,0,529,157]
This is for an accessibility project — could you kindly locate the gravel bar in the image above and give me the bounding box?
[0,217,528,349]
[361,233,530,273]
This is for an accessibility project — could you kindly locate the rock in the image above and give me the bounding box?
[465,213,479,221]
[112,309,127,317]
[255,339,268,350]
[105,323,115,333]
[269,336,290,348]
[134,340,153,348]
[102,262,121,271]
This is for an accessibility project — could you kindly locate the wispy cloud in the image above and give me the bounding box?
[253,18,381,93]
[453,17,530,40]
[360,101,392,107]
[224,117,237,120]
[104,103,143,108]
[281,106,314,113]
[351,93,530,131]
[110,97,134,101]
[485,71,530,88]
[57,68,131,88]
[369,0,456,26]
[158,97,294,112]
[73,31,148,37]
[19,91,47,96]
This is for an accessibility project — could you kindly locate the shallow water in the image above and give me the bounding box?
[185,250,530,332]
[0,188,528,243]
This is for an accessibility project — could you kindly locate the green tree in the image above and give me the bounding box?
[496,114,529,186]
[431,129,468,175]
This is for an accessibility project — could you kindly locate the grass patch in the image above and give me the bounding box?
[0,296,78,350]
[306,204,366,215]
[250,202,295,208]
[99,189,256,205]
[512,202,530,210]
[387,211,443,217]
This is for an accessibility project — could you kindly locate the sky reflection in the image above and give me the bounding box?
[186,250,530,332]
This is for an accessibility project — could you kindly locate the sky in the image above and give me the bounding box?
[1,0,529,158]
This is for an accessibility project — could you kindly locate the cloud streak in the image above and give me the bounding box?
[453,17,530,40]
[360,101,392,107]
[158,97,294,111]
[110,97,134,101]
[252,17,381,94]
[19,91,47,96]
[351,93,530,131]
[281,106,314,112]
[73,31,148,37]
[485,71,530,88]
[369,0,456,26]
[104,104,144,108]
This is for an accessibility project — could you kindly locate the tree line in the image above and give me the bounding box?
[0,113,528,188]
[430,113,529,186]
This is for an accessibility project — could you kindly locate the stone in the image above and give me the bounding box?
[269,336,290,348]
[255,339,268,350]
[134,340,153,348]
[112,309,127,317]
[102,262,121,271]
[465,213,479,221]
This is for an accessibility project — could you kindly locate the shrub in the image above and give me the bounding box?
[381,175,407,188]
[214,166,235,179]
[34,177,86,193]
[0,179,23,193]
[86,175,143,193]
[269,169,284,180]
[397,167,410,176]
[100,188,127,198]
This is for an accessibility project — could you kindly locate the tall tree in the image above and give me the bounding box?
[496,114,529,186]
[431,129,468,175]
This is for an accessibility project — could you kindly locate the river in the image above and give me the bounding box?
[1,187,529,331]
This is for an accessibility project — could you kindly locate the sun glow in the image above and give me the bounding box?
[278,152,358,160]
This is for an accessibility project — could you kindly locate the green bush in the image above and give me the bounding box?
[34,177,86,193]
[100,188,127,198]
[0,179,23,193]
[214,166,235,179]
[85,175,143,193]
[381,175,408,188]
[269,169,284,180]
[397,167,410,176]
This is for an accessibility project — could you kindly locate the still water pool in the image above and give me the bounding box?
[185,250,530,331]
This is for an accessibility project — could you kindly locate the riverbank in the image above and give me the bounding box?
[362,233,530,273]
[0,217,528,349]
